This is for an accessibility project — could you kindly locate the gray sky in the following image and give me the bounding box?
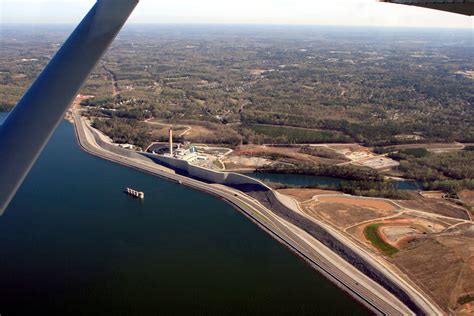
[1,0,472,28]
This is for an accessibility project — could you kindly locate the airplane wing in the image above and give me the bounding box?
[0,0,139,214]
[379,0,474,16]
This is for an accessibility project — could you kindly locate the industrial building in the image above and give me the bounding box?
[157,129,206,163]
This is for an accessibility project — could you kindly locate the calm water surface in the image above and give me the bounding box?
[0,113,368,315]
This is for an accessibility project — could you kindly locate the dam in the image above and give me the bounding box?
[0,113,368,315]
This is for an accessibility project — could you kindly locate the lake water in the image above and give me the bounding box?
[249,172,421,190]
[0,113,368,315]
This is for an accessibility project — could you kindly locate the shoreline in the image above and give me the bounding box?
[71,111,443,316]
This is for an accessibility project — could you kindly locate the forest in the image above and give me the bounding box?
[92,118,152,150]
[385,148,474,194]
[340,181,409,200]
[0,26,472,197]
[257,162,383,182]
[244,124,352,144]
[393,150,474,181]
[1,25,472,147]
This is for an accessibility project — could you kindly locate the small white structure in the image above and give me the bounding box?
[125,188,145,199]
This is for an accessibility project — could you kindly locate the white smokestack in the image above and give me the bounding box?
[169,129,173,156]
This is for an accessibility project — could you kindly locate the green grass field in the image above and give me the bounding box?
[364,224,399,256]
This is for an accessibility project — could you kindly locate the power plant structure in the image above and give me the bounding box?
[169,128,173,156]
[156,127,203,163]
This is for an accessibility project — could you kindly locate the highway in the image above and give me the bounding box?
[72,111,444,316]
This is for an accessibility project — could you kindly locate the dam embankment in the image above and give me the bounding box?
[143,153,427,315]
[73,113,440,316]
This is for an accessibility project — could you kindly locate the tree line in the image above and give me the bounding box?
[92,118,152,150]
[257,162,383,182]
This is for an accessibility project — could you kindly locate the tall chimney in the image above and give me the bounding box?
[169,128,173,156]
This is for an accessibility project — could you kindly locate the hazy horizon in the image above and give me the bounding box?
[1,0,472,29]
[1,22,473,32]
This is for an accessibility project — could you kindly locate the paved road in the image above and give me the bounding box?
[72,112,444,316]
[285,197,445,316]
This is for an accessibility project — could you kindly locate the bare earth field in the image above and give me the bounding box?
[182,125,218,141]
[304,201,395,228]
[419,191,446,199]
[326,144,368,153]
[381,226,421,248]
[231,144,345,166]
[398,197,470,220]
[323,144,400,169]
[147,119,241,144]
[279,189,474,314]
[278,188,342,202]
[348,216,449,246]
[317,196,399,212]
[392,230,474,315]
[223,156,271,170]
[459,190,474,208]
[149,125,188,139]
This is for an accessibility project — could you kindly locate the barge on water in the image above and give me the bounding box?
[125,188,145,199]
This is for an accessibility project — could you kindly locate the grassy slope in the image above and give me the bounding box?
[364,224,399,256]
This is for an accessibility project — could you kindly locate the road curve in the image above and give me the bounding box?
[72,112,443,316]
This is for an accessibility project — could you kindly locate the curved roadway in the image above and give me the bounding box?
[72,111,444,316]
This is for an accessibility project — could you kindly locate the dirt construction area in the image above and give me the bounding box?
[225,144,347,170]
[381,226,421,247]
[392,230,474,315]
[224,156,271,170]
[459,190,474,208]
[398,196,471,220]
[279,188,474,314]
[147,119,241,145]
[317,195,399,212]
[278,188,342,202]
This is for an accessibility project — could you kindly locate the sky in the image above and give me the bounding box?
[0,0,472,28]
